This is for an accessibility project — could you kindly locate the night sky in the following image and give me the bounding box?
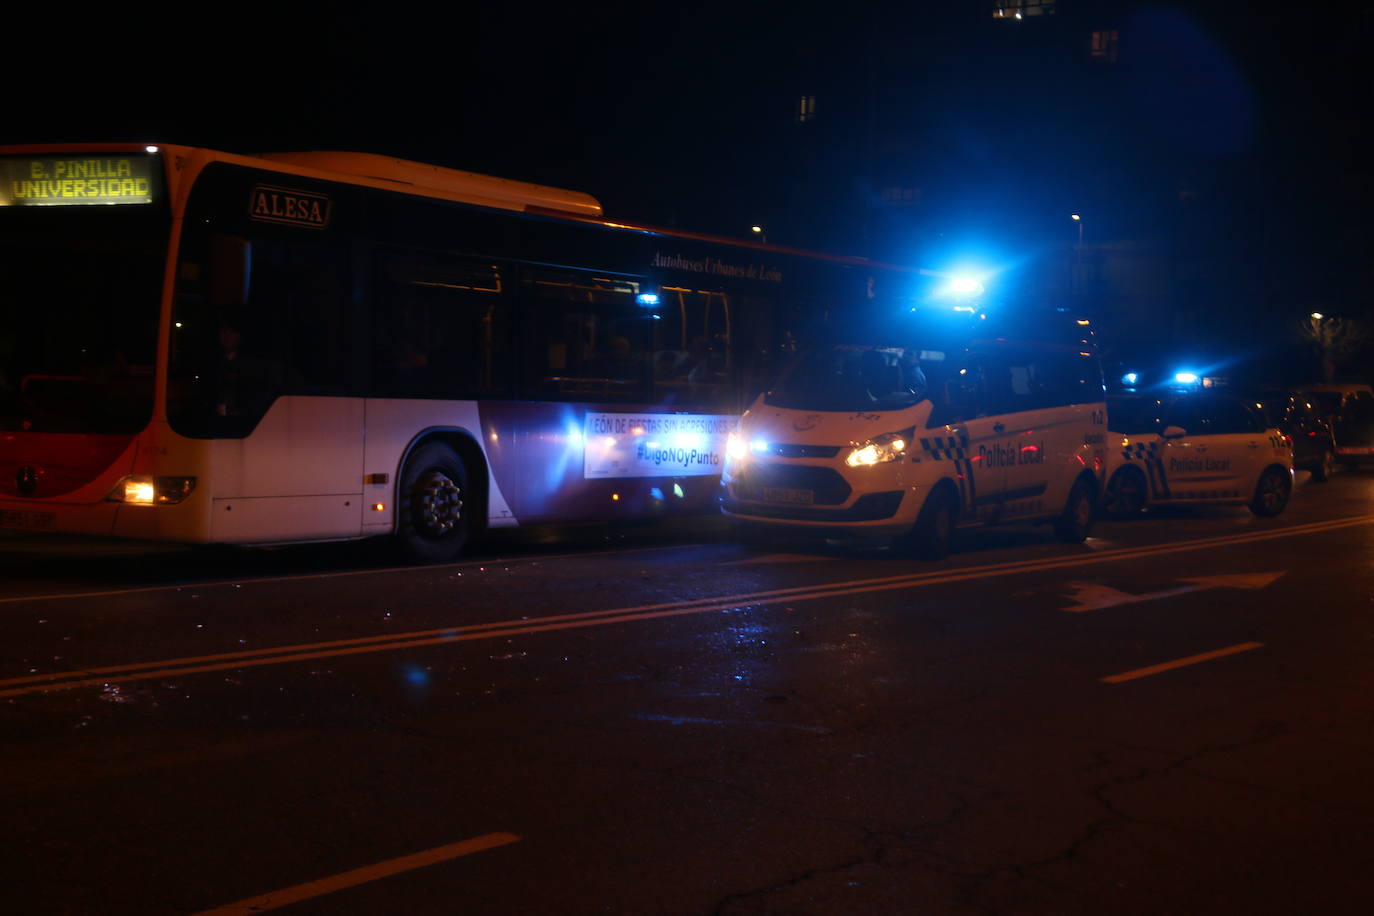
[6,2,1371,371]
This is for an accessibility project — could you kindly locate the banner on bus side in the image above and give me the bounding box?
[583,412,735,479]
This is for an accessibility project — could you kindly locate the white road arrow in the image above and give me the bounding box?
[1060,571,1285,613]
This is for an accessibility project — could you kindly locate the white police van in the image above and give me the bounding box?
[1101,393,1293,518]
[720,316,1108,557]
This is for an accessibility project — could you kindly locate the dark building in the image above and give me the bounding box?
[751,1,1372,385]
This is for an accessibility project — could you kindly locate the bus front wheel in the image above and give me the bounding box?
[398,442,470,563]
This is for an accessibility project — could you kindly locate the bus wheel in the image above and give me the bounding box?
[905,488,956,560]
[1102,467,1147,518]
[1249,467,1291,518]
[398,442,470,563]
[1053,479,1096,543]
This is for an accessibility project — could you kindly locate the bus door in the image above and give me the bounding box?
[169,217,365,542]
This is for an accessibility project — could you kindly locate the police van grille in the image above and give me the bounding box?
[735,465,852,505]
[766,443,842,459]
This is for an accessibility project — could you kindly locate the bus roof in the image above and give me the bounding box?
[256,151,605,218]
[0,141,929,274]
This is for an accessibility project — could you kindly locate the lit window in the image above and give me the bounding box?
[797,95,817,123]
[993,0,1056,18]
[1090,29,1119,63]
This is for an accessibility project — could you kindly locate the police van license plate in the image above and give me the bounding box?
[763,486,814,505]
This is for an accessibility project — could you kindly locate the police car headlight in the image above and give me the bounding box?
[845,432,909,467]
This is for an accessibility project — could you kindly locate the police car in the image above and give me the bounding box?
[720,319,1108,558]
[1100,393,1293,518]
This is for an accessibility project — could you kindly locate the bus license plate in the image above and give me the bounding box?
[763,487,814,505]
[0,509,57,531]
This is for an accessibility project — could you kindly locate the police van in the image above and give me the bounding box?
[719,314,1108,557]
[1101,393,1293,518]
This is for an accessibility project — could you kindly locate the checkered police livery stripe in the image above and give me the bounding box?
[1119,439,1170,499]
[1172,489,1243,500]
[1121,441,1160,461]
[1002,498,1045,517]
[917,435,969,461]
[915,434,976,511]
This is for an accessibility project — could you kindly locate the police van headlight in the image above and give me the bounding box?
[107,475,197,505]
[845,431,909,467]
[726,432,748,464]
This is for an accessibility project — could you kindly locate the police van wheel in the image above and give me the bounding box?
[1102,468,1147,519]
[1249,467,1291,518]
[397,442,470,563]
[1053,480,1096,543]
[906,489,956,560]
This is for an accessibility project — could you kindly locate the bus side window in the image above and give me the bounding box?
[371,252,510,399]
[519,268,650,402]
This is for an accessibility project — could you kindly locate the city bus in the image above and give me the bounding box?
[0,142,927,560]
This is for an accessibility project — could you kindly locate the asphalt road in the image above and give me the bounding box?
[3,471,1373,915]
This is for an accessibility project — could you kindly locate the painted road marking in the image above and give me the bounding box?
[0,513,1369,608]
[1060,571,1285,612]
[0,516,1363,699]
[191,832,520,915]
[1101,642,1265,684]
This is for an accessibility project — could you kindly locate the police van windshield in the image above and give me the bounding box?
[765,344,935,412]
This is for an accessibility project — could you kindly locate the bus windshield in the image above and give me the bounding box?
[765,343,933,412]
[0,207,168,433]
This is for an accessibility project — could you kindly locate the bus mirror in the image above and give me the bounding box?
[208,235,252,307]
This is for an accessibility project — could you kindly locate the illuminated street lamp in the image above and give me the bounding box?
[751,225,766,244]
[1070,214,1084,297]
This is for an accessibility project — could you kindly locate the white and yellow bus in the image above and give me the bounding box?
[0,143,923,560]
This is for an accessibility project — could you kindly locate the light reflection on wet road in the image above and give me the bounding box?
[3,472,1374,914]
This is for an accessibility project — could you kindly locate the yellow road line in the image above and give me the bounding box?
[1101,642,1265,684]
[190,832,520,915]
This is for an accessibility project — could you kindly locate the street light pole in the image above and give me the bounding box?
[1070,214,1083,298]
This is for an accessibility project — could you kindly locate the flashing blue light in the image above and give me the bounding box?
[948,276,984,296]
[1174,371,1199,385]
[636,293,660,307]
[1122,372,1139,386]
[750,439,770,453]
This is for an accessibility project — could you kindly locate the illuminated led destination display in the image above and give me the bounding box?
[0,154,158,206]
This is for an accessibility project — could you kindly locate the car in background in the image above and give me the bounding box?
[1296,384,1374,469]
[1101,392,1293,519]
[1256,390,1337,482]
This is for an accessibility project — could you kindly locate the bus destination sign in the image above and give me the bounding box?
[0,155,157,206]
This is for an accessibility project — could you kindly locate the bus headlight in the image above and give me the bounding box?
[107,475,197,505]
[845,432,909,467]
